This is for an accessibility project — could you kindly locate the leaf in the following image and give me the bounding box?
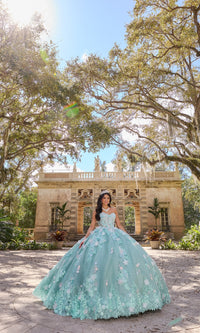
[168,317,182,326]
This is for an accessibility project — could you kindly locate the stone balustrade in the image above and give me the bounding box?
[36,170,180,182]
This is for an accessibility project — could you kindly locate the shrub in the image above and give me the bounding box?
[185,224,200,242]
[12,227,30,243]
[21,240,47,250]
[0,241,8,250]
[50,230,66,241]
[160,239,178,250]
[178,224,200,250]
[144,229,167,241]
[0,221,14,243]
[0,239,61,251]
[47,243,59,250]
[7,240,22,250]
[161,225,200,251]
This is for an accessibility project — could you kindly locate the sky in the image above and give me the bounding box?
[52,0,133,63]
[3,0,134,172]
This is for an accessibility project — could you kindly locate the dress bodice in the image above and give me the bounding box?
[98,212,116,228]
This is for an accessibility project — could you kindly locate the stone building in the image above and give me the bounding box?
[34,163,185,241]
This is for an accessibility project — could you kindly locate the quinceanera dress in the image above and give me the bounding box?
[33,212,170,320]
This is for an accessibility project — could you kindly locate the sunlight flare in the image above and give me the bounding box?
[3,0,56,32]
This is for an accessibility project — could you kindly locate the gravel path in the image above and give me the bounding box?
[0,248,199,333]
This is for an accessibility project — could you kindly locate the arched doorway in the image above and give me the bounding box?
[83,206,93,233]
[125,201,141,235]
[77,201,93,234]
[124,206,135,234]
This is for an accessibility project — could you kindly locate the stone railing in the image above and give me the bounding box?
[37,170,180,182]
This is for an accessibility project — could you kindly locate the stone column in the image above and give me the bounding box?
[116,184,125,226]
[139,186,148,234]
[68,187,78,239]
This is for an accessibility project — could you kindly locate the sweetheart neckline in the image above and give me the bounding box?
[100,212,116,216]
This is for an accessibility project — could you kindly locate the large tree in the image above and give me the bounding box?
[181,175,200,227]
[66,0,200,180]
[0,5,114,202]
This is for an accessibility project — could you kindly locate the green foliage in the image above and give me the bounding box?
[1,188,37,230]
[111,152,129,172]
[12,227,30,243]
[160,239,178,250]
[178,239,199,250]
[182,199,200,229]
[0,206,64,250]
[83,207,92,233]
[0,222,13,243]
[7,240,22,250]
[183,177,200,210]
[161,225,200,250]
[148,198,162,228]
[0,4,114,209]
[0,239,57,251]
[0,209,31,244]
[124,206,135,233]
[187,224,200,242]
[47,243,59,250]
[56,202,70,229]
[0,209,10,222]
[182,176,200,228]
[148,198,161,218]
[0,209,13,242]
[0,211,14,242]
[0,241,7,250]
[178,225,200,250]
[17,189,37,228]
[66,0,200,180]
[21,240,49,250]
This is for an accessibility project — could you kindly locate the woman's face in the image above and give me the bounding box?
[101,194,110,206]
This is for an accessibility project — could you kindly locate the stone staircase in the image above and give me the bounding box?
[129,234,144,242]
[71,233,144,242]
[72,234,85,241]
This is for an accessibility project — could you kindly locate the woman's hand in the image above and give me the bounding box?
[79,239,86,248]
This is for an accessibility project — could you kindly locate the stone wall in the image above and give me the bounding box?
[34,170,185,240]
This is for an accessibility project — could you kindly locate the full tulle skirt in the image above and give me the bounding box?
[33,226,170,320]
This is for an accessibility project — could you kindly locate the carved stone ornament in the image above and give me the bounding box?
[124,189,140,199]
[101,189,116,198]
[78,189,93,200]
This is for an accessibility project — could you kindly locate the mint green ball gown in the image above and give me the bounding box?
[33,212,170,320]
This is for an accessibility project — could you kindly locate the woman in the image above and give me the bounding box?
[33,190,170,320]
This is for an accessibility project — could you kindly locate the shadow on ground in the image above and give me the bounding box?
[0,248,199,333]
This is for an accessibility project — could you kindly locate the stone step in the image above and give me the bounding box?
[73,233,144,242]
[73,234,85,241]
[129,234,144,242]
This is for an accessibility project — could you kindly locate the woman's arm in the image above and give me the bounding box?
[114,208,127,233]
[79,211,96,248]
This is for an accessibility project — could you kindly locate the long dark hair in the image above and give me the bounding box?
[95,192,112,221]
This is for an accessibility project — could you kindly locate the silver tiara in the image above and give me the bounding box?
[101,190,110,195]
